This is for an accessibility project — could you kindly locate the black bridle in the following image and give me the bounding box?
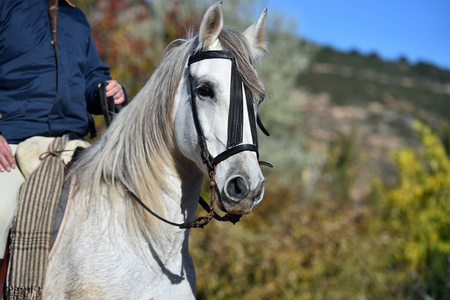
[188,50,272,172]
[126,49,271,229]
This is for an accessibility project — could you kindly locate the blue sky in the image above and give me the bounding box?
[264,0,450,70]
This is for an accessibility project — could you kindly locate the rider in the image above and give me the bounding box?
[0,0,127,261]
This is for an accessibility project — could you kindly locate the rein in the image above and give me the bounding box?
[126,166,241,229]
[99,82,125,127]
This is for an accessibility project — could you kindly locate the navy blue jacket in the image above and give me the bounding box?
[0,0,112,144]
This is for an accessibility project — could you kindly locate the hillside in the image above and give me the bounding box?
[298,46,450,125]
[292,45,450,196]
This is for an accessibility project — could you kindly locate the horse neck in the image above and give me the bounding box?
[144,154,203,249]
[167,155,204,227]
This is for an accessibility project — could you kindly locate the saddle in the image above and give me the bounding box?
[15,135,89,179]
[3,136,87,299]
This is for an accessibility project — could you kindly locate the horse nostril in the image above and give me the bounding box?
[253,180,265,205]
[224,175,249,202]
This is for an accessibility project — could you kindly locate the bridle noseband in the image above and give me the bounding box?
[127,49,271,229]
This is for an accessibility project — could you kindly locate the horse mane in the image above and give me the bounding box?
[71,27,266,239]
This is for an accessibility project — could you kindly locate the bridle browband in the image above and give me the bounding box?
[127,49,271,229]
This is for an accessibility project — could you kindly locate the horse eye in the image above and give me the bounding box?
[197,85,214,98]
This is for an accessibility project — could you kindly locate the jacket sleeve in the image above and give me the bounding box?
[84,35,111,115]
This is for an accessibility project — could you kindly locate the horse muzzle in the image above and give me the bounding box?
[218,175,265,215]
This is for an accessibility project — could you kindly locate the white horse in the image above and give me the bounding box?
[44,2,268,299]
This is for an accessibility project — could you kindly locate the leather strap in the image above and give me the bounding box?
[99,82,113,127]
[127,190,237,229]
[246,88,258,144]
[97,81,127,132]
[188,73,214,171]
[99,82,125,128]
[257,114,270,137]
[188,50,233,65]
[212,144,258,166]
[227,59,244,147]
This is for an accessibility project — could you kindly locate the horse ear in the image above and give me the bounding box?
[243,9,268,57]
[198,2,224,49]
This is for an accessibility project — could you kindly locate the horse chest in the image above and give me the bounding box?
[45,201,195,299]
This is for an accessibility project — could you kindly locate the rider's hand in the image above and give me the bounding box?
[0,135,16,172]
[98,80,125,105]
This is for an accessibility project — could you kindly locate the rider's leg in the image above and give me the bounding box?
[0,145,25,259]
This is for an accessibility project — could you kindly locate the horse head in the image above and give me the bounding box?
[174,2,269,215]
